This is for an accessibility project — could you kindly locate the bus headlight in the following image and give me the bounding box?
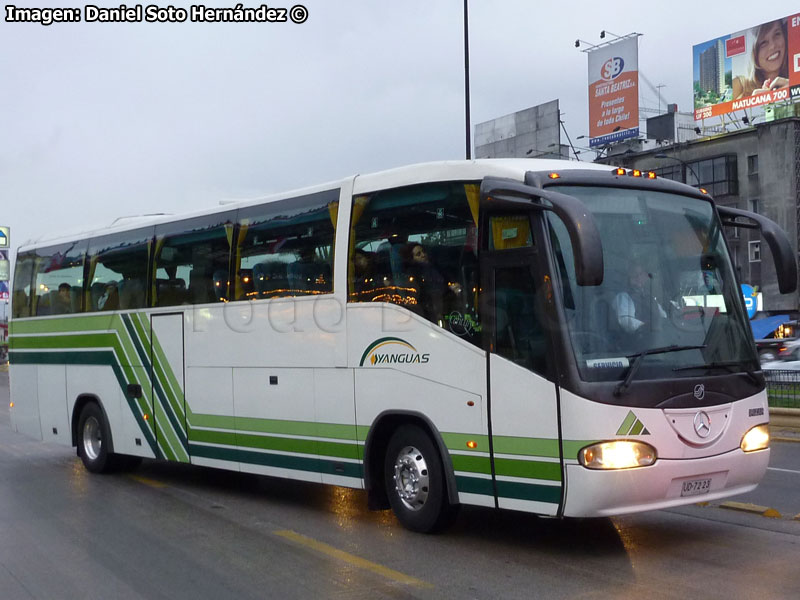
[740,424,769,452]
[579,441,657,470]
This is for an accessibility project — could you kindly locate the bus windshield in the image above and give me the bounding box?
[548,185,758,385]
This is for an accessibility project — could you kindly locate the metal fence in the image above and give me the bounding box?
[763,370,800,409]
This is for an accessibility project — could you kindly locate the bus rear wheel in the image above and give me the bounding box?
[384,424,454,533]
[77,403,115,473]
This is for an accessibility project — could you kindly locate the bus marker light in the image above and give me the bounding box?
[579,440,656,469]
[143,413,149,421]
[9,402,13,409]
[615,168,626,176]
[700,188,708,194]
[466,441,478,449]
[741,424,769,452]
[647,171,657,179]
[548,172,561,179]
[632,169,642,178]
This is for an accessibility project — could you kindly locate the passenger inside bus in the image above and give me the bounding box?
[406,243,463,324]
[351,248,375,299]
[97,282,119,311]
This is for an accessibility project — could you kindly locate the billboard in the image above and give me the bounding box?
[693,14,800,120]
[588,36,639,147]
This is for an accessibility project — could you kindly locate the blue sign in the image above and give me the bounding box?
[741,284,757,319]
[590,126,639,148]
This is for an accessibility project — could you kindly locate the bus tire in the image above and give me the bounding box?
[77,402,116,474]
[384,424,453,533]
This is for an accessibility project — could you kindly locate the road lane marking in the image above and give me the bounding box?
[720,501,782,518]
[767,467,800,475]
[274,529,431,588]
[129,474,168,488]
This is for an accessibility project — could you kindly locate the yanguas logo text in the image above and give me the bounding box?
[600,56,624,81]
[359,337,430,367]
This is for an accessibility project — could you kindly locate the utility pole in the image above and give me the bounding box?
[463,0,471,160]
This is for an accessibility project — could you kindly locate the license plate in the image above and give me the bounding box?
[681,478,712,497]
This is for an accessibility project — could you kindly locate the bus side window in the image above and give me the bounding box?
[29,241,87,316]
[235,189,338,301]
[11,253,35,318]
[153,212,234,307]
[86,228,152,312]
[349,182,481,345]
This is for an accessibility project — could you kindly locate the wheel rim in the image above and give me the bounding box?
[82,416,102,461]
[392,445,429,511]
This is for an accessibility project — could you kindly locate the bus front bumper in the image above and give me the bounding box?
[562,447,769,517]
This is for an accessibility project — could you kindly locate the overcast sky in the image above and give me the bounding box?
[1,0,797,261]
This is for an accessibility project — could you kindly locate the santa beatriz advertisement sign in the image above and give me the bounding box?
[588,36,640,148]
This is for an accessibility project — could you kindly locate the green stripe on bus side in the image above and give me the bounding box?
[10,315,118,335]
[189,428,361,461]
[495,480,561,504]
[188,444,364,479]
[492,436,561,458]
[441,432,490,451]
[121,314,151,368]
[562,439,595,460]
[8,349,161,458]
[10,332,119,351]
[8,332,153,425]
[117,315,183,462]
[454,475,494,497]
[191,413,361,442]
[123,314,189,462]
[493,457,562,482]
[119,315,164,424]
[450,453,492,475]
[630,420,644,436]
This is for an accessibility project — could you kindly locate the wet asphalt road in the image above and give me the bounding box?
[1,371,799,600]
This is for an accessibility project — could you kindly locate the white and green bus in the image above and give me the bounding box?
[8,160,795,532]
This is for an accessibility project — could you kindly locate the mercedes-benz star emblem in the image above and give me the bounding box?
[693,384,705,400]
[693,411,712,438]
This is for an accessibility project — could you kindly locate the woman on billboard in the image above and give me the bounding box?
[732,18,789,99]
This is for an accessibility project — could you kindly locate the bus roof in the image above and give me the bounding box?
[18,159,615,251]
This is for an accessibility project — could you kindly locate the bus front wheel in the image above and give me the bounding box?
[384,424,454,533]
[77,403,115,474]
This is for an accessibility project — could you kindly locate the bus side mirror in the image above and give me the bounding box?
[717,206,798,294]
[480,177,604,286]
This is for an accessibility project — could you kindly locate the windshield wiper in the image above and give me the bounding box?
[673,360,760,385]
[614,344,707,397]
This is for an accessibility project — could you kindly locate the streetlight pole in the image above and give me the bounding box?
[463,0,471,160]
